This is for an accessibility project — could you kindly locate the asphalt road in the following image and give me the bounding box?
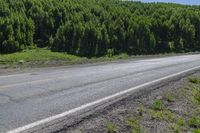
[0,55,200,133]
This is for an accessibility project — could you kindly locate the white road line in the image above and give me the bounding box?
[0,78,55,89]
[7,66,200,133]
[0,76,69,89]
[0,73,30,78]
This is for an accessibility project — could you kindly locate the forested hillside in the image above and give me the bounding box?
[0,0,200,57]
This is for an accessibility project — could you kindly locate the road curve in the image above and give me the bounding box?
[0,55,200,133]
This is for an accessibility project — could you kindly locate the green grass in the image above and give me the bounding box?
[184,78,200,105]
[151,100,164,111]
[137,104,145,116]
[149,109,177,122]
[0,48,80,65]
[190,85,200,105]
[0,48,194,68]
[176,117,186,127]
[189,115,200,128]
[0,48,130,67]
[127,116,143,133]
[163,91,175,102]
[107,122,117,133]
[189,77,200,84]
[193,129,200,133]
[149,109,164,120]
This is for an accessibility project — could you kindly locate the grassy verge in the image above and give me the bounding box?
[0,48,130,68]
[0,49,80,64]
[0,48,197,69]
[107,76,200,133]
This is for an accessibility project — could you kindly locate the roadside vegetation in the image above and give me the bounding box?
[0,48,131,67]
[106,76,200,133]
[0,48,79,65]
[1,48,189,68]
[1,0,200,57]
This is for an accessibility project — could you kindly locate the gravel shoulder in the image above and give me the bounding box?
[58,72,200,133]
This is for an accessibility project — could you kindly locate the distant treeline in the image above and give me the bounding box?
[0,0,200,56]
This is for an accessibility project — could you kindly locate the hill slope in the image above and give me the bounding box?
[0,0,200,56]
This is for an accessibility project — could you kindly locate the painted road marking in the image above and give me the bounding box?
[0,73,30,78]
[0,78,56,89]
[7,65,200,133]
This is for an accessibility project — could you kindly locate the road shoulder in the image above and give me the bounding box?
[59,72,200,133]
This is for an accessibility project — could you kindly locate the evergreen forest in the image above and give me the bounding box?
[0,0,200,57]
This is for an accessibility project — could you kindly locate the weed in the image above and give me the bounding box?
[193,129,200,133]
[149,108,177,122]
[127,116,143,133]
[174,125,181,133]
[176,117,186,127]
[192,86,200,105]
[189,115,200,128]
[189,77,200,84]
[137,104,145,116]
[151,100,164,111]
[163,110,177,122]
[168,123,182,133]
[107,123,117,133]
[149,109,163,120]
[187,85,200,105]
[169,123,176,131]
[163,91,175,102]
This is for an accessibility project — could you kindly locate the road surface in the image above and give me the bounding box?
[0,55,200,133]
